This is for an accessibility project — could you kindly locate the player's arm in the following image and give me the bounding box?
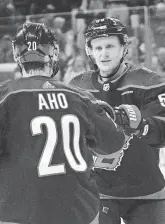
[115,80,165,148]
[0,83,9,154]
[86,99,125,155]
[140,82,165,147]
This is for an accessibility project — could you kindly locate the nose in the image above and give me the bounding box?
[102,48,109,57]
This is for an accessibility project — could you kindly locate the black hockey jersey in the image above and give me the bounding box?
[70,63,165,198]
[0,76,124,224]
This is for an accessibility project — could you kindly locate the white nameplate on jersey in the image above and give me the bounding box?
[38,93,68,110]
[158,93,165,107]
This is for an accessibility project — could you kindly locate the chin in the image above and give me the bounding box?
[100,66,113,73]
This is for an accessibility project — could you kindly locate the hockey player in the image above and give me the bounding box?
[70,17,165,224]
[0,22,125,224]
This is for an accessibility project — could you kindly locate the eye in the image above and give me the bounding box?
[95,46,102,51]
[106,44,114,49]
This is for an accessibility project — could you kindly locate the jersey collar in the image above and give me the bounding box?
[92,62,130,90]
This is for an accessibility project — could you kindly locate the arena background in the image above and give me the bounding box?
[0,2,165,223]
[0,0,165,184]
[0,2,164,174]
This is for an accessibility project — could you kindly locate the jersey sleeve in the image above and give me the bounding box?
[85,98,125,155]
[0,83,9,154]
[141,75,165,147]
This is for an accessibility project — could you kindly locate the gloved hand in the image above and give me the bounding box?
[114,104,149,138]
[96,100,116,120]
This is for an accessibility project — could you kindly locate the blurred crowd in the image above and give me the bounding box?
[0,0,157,17]
[1,0,165,82]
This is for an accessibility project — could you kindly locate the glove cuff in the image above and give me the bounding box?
[136,119,149,138]
[96,100,116,120]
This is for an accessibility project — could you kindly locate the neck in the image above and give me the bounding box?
[98,62,127,84]
[22,69,51,78]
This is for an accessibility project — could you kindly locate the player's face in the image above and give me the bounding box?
[91,36,124,77]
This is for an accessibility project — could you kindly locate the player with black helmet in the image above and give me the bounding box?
[70,17,165,224]
[12,22,59,77]
[0,22,125,224]
[85,17,129,76]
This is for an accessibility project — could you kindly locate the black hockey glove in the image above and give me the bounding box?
[96,100,116,120]
[114,104,149,138]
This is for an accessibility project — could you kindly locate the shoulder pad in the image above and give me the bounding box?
[119,65,165,89]
[134,66,165,87]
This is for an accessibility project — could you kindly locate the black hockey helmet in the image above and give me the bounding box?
[12,22,59,76]
[85,17,128,54]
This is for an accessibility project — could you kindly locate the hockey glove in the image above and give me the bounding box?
[96,100,116,120]
[114,104,149,138]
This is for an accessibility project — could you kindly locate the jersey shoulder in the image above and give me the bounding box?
[0,79,15,101]
[0,77,44,101]
[0,77,97,110]
[69,71,95,90]
[120,64,165,88]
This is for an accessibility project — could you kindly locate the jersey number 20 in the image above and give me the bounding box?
[30,115,87,177]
